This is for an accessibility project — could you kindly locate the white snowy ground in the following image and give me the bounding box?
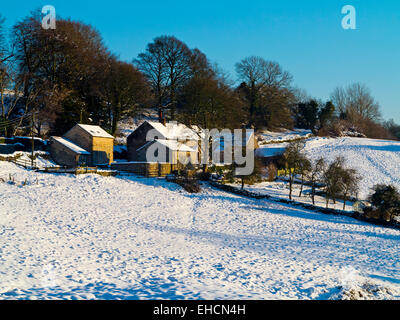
[228,181,355,212]
[255,136,400,200]
[0,151,57,169]
[303,137,400,199]
[0,161,399,300]
[257,129,312,145]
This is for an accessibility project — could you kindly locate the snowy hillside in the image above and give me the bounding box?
[0,161,399,300]
[304,137,400,199]
[257,128,312,145]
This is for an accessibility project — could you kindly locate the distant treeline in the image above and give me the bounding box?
[0,10,399,140]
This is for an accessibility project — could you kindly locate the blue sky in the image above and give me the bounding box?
[2,0,399,122]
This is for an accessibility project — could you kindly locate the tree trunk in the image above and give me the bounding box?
[343,193,347,210]
[311,185,315,205]
[326,196,329,208]
[289,177,293,200]
[241,178,244,190]
[299,174,304,197]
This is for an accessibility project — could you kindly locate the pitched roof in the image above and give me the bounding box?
[52,137,91,155]
[136,139,197,153]
[155,139,198,152]
[77,124,114,138]
[145,121,202,140]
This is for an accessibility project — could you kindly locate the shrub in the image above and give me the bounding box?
[367,184,400,222]
[323,156,360,209]
[266,162,277,182]
[178,178,201,193]
[197,171,211,181]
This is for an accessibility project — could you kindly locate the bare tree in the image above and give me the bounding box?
[340,167,360,210]
[323,156,345,208]
[308,158,326,205]
[103,58,151,134]
[298,155,311,197]
[236,56,293,128]
[331,83,381,124]
[282,141,306,200]
[135,36,193,120]
[134,41,168,114]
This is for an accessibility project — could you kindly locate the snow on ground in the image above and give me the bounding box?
[115,110,159,145]
[257,128,312,145]
[255,143,287,158]
[0,152,57,169]
[304,137,400,199]
[229,181,355,212]
[0,161,399,300]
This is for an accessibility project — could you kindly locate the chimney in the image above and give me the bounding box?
[158,108,163,123]
[158,108,167,126]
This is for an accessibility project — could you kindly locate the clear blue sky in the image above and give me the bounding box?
[2,0,399,122]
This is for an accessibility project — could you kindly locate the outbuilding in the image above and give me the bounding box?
[50,124,114,167]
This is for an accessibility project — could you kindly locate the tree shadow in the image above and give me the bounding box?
[0,278,201,300]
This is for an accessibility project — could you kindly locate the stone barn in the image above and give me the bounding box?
[50,124,114,167]
[127,120,200,164]
[135,139,198,165]
[49,136,91,167]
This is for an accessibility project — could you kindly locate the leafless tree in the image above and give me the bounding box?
[340,167,360,210]
[282,140,306,200]
[331,83,381,124]
[323,156,345,208]
[236,56,294,129]
[307,158,326,205]
[298,155,311,197]
[135,36,193,120]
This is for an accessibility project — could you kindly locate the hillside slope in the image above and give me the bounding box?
[304,137,400,199]
[0,162,399,300]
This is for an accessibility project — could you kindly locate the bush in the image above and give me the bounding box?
[178,178,201,193]
[367,184,400,222]
[197,171,211,181]
[266,162,277,182]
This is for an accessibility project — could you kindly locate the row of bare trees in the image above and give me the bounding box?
[282,141,360,210]
[0,11,150,136]
[1,10,397,139]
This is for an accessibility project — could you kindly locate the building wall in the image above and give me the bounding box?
[111,162,178,177]
[49,139,89,168]
[136,141,170,162]
[127,122,158,161]
[92,137,114,165]
[64,125,114,165]
[174,150,198,166]
[64,125,92,151]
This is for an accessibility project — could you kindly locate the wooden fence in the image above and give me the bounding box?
[10,158,38,170]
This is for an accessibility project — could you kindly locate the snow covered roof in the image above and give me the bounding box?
[145,121,202,141]
[156,139,197,152]
[77,124,114,139]
[137,139,197,153]
[52,137,91,155]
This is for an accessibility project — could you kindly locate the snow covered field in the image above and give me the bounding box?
[228,181,355,212]
[303,137,400,199]
[0,161,399,300]
[257,129,312,145]
[255,136,400,200]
